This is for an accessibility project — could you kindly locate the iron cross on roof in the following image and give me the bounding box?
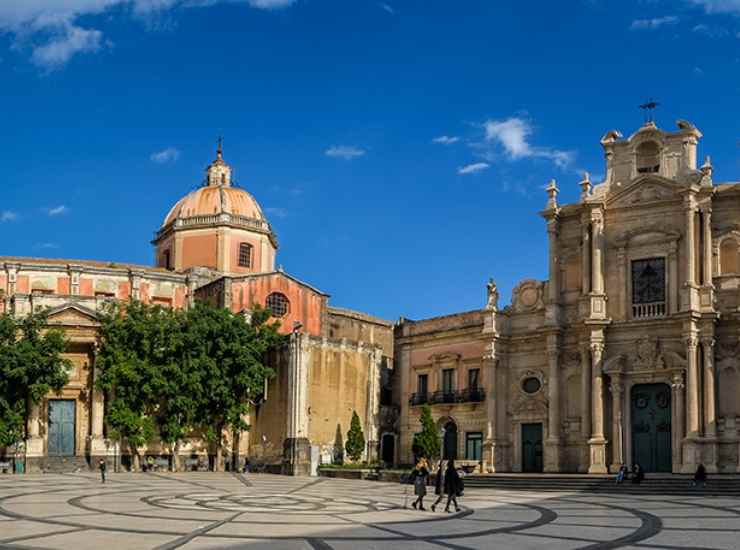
[639,98,660,123]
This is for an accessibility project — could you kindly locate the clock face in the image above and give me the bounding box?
[632,258,665,304]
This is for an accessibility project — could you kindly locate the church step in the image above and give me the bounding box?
[40,456,91,474]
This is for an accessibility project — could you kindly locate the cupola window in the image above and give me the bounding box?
[636,141,661,174]
[266,292,290,318]
[238,243,252,268]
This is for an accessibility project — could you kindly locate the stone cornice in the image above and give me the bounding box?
[153,212,279,249]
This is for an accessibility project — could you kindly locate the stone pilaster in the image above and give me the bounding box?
[25,402,44,473]
[588,341,608,473]
[579,343,592,472]
[364,347,383,463]
[671,372,685,472]
[609,374,625,472]
[702,337,719,472]
[544,335,562,472]
[683,194,700,311]
[682,332,701,472]
[700,207,715,311]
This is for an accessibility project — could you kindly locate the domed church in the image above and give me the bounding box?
[0,144,395,474]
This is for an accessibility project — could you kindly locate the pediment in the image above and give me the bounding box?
[606,175,681,208]
[46,303,100,326]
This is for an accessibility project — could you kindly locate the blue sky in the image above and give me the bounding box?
[1,0,739,321]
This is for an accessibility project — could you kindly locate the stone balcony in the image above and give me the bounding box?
[409,388,486,406]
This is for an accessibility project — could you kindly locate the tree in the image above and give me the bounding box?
[412,405,440,460]
[0,310,70,457]
[333,424,344,464]
[344,410,365,462]
[96,301,171,470]
[188,302,283,470]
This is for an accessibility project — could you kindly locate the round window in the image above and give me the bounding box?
[522,377,541,394]
[266,292,290,318]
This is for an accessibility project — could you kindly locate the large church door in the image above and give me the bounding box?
[48,400,76,457]
[631,384,671,472]
[521,423,543,473]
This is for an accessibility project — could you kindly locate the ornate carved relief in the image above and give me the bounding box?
[511,279,544,313]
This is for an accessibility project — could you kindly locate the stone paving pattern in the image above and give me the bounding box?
[2,473,740,549]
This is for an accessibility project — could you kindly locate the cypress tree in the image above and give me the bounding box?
[345,410,366,462]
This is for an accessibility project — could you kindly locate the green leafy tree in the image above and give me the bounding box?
[412,405,440,460]
[96,301,171,470]
[186,302,284,471]
[333,424,344,464]
[0,311,70,456]
[344,410,365,462]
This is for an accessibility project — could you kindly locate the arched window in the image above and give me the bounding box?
[266,292,290,317]
[238,243,252,268]
[636,141,661,174]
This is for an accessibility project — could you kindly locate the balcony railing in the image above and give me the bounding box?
[632,301,666,319]
[409,388,485,406]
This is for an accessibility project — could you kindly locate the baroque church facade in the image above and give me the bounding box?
[397,119,740,474]
[3,119,740,475]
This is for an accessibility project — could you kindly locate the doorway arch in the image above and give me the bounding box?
[631,383,672,472]
[442,420,458,460]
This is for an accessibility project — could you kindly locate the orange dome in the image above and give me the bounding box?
[162,185,266,227]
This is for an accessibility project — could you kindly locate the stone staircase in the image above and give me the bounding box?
[40,456,91,474]
[464,473,740,496]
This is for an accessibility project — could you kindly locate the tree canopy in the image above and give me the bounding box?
[0,310,70,450]
[96,300,284,470]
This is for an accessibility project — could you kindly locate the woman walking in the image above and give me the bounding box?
[444,460,462,513]
[411,458,430,511]
[431,459,446,512]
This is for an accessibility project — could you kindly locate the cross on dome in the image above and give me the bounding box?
[206,137,232,187]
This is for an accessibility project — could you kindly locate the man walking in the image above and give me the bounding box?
[98,459,107,483]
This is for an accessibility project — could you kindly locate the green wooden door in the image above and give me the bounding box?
[48,400,76,457]
[522,423,543,473]
[631,384,672,473]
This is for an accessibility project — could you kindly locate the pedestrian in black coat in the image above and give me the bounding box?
[443,460,462,513]
[98,459,107,483]
[431,459,446,512]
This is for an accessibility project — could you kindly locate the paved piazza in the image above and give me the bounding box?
[2,474,740,549]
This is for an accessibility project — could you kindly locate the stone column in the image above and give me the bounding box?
[580,344,592,441]
[686,335,700,437]
[591,215,604,295]
[684,198,697,312]
[25,402,44,473]
[545,336,562,472]
[671,373,685,472]
[703,209,713,286]
[484,352,501,472]
[364,347,382,463]
[284,333,311,476]
[588,342,608,473]
[668,244,679,314]
[702,338,717,437]
[582,224,591,294]
[609,375,625,472]
[547,221,560,304]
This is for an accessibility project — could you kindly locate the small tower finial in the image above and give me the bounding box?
[216,136,223,160]
[545,179,559,210]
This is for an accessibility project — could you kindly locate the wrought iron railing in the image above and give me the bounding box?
[409,388,485,406]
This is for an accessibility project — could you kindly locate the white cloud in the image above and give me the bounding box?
[692,23,730,36]
[34,242,59,249]
[379,3,395,14]
[30,23,104,71]
[1,210,18,222]
[265,207,288,218]
[47,205,68,216]
[457,162,490,175]
[483,117,573,168]
[325,145,366,160]
[433,135,460,145]
[693,66,705,76]
[0,1,298,69]
[630,16,680,30]
[689,1,740,16]
[150,146,181,163]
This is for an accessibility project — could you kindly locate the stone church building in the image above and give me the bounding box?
[3,119,740,475]
[397,119,740,474]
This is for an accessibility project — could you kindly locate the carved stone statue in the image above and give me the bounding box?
[486,278,499,311]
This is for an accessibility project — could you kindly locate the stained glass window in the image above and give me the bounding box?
[631,258,665,304]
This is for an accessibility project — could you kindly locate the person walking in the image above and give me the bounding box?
[631,463,644,485]
[693,464,707,488]
[431,459,446,512]
[98,459,107,483]
[616,464,628,484]
[444,460,462,513]
[411,458,430,511]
